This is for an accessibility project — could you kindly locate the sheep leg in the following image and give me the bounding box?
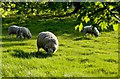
[36,47,41,56]
[37,40,41,53]
[23,36,25,39]
[16,34,19,39]
[37,48,40,53]
[83,33,87,38]
[8,33,11,39]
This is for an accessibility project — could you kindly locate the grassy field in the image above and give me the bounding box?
[1,14,118,77]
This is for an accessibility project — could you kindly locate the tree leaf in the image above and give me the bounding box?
[79,22,83,32]
[75,23,83,32]
[99,21,108,30]
[75,25,79,31]
[84,16,90,23]
[113,24,118,31]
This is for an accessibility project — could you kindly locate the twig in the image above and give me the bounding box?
[102,2,120,23]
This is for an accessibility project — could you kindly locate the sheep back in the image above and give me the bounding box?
[8,25,20,35]
[17,27,32,39]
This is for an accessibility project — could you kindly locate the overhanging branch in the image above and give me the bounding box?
[88,7,106,17]
[102,2,120,23]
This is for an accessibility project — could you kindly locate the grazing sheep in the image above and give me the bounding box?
[17,27,32,39]
[83,25,99,37]
[37,31,58,55]
[8,25,20,38]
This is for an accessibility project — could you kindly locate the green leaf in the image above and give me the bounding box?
[79,22,83,32]
[113,24,118,31]
[84,16,90,23]
[81,16,84,21]
[75,23,83,32]
[75,25,79,31]
[95,2,103,8]
[11,3,15,8]
[109,5,114,10]
[7,9,11,11]
[99,21,108,30]
[33,13,36,15]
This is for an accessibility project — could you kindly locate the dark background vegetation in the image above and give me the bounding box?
[1,2,120,32]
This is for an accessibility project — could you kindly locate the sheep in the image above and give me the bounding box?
[83,25,99,37]
[8,25,20,38]
[37,31,58,55]
[17,27,32,39]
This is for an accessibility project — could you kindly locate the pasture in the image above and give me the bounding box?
[1,14,118,77]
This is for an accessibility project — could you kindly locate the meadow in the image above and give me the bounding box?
[1,14,118,77]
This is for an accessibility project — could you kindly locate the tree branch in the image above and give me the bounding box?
[88,7,106,17]
[66,2,81,16]
[102,2,120,23]
[111,5,120,13]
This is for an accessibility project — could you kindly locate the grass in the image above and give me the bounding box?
[1,14,118,77]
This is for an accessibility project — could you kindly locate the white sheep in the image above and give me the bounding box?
[83,25,99,37]
[17,27,32,39]
[8,25,20,38]
[37,31,58,55]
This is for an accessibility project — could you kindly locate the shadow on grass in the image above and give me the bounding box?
[2,37,29,47]
[74,36,92,41]
[2,37,26,42]
[11,49,54,59]
[2,42,28,47]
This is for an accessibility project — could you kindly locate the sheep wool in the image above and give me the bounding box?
[8,25,20,38]
[17,27,32,39]
[37,31,58,55]
[83,25,99,37]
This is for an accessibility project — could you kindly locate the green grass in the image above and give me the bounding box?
[1,14,118,77]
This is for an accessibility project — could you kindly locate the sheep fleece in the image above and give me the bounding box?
[8,25,20,35]
[17,27,32,39]
[37,32,58,53]
[83,26,99,37]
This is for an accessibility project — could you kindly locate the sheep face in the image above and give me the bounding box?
[44,41,58,55]
[27,33,32,39]
[17,27,32,39]
[93,27,99,37]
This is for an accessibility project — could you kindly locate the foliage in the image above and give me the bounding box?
[1,2,68,17]
[75,2,120,31]
[1,2,49,17]
[1,2,120,31]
